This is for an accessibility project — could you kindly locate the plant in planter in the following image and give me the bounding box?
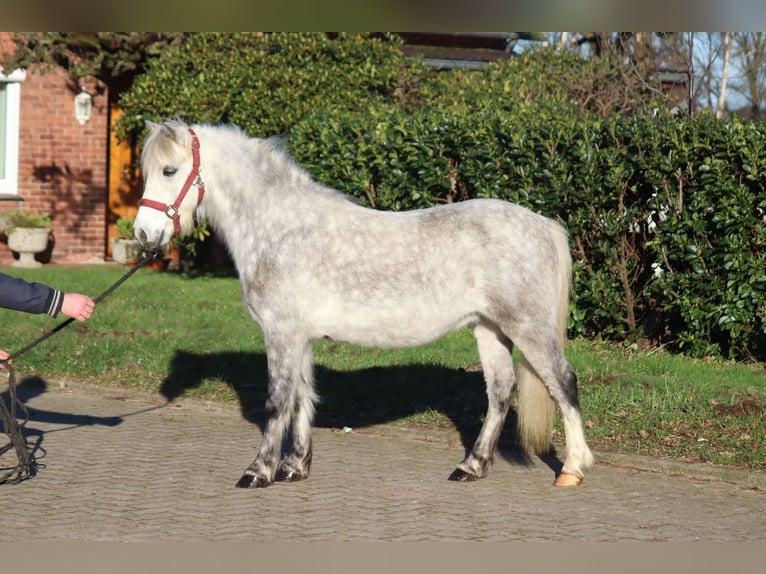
[110,216,210,270]
[111,215,143,265]
[166,220,211,271]
[171,220,210,256]
[0,210,52,268]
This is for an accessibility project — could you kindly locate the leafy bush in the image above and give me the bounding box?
[118,38,766,360]
[288,106,766,360]
[641,116,766,358]
[116,32,425,140]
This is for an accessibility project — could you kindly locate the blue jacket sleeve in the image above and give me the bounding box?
[0,272,64,317]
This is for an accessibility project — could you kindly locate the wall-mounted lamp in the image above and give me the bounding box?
[74,87,92,125]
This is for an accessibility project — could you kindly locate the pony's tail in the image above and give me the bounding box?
[516,220,572,456]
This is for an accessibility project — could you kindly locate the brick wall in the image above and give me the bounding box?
[1,34,109,265]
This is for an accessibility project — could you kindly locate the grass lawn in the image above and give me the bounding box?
[1,265,764,469]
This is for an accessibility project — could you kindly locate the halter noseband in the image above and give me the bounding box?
[138,127,206,236]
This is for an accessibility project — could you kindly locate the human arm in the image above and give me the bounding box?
[0,272,63,316]
[0,273,95,320]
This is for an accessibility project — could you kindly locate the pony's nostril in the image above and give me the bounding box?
[137,229,148,244]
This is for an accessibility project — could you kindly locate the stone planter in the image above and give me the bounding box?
[6,227,50,268]
[111,237,143,265]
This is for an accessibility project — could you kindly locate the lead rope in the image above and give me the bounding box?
[0,250,159,484]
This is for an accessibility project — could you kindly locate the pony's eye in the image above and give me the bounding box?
[162,166,178,177]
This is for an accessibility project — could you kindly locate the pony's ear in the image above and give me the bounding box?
[145,120,180,143]
[162,123,178,142]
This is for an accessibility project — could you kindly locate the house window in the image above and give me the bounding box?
[0,68,25,196]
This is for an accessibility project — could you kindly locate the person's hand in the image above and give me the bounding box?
[0,349,10,370]
[61,293,96,321]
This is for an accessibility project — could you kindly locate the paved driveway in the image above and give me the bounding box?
[1,380,763,541]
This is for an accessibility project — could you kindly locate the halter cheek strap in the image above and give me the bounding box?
[138,128,206,236]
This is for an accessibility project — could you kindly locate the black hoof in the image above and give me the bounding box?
[235,473,271,488]
[275,468,306,482]
[448,468,478,482]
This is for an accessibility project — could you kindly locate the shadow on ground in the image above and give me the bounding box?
[160,350,555,470]
[1,377,124,482]
[5,377,123,429]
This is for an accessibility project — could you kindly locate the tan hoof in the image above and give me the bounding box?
[553,471,583,487]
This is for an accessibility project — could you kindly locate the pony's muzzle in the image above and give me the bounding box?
[135,228,150,245]
[134,225,170,253]
[135,229,161,252]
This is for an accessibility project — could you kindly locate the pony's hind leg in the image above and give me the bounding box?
[516,334,594,485]
[236,336,313,488]
[449,322,516,482]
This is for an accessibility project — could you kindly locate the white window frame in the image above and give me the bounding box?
[0,67,25,196]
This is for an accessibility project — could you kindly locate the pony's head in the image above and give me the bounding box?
[134,120,205,252]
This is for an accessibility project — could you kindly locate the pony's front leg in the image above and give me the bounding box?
[275,342,317,482]
[236,337,310,488]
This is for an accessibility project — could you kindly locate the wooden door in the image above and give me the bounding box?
[106,104,142,256]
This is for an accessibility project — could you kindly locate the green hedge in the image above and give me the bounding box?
[287,107,766,360]
[116,32,423,139]
[117,36,766,360]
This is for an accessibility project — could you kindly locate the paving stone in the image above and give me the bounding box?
[1,383,763,541]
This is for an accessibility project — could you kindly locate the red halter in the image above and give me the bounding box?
[138,128,206,236]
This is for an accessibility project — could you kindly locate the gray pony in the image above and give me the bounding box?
[134,120,593,488]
